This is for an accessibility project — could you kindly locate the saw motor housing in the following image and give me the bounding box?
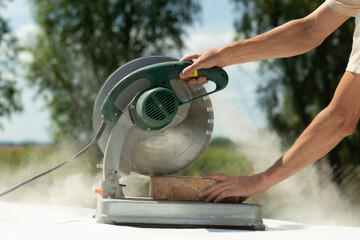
[130,87,179,131]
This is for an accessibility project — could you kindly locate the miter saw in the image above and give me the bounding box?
[92,56,265,230]
[0,55,263,229]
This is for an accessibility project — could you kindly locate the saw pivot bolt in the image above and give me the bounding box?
[109,176,115,183]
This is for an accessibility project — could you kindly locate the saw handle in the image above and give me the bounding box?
[180,61,228,104]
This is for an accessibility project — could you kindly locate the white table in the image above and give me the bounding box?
[1,202,359,240]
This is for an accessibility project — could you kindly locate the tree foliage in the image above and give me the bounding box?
[209,136,236,149]
[232,0,359,185]
[0,0,21,127]
[26,0,201,142]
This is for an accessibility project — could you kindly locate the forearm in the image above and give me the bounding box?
[263,108,352,188]
[220,18,322,66]
[215,3,349,67]
[261,71,360,190]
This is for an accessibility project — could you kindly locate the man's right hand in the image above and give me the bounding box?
[199,173,270,203]
[178,48,227,86]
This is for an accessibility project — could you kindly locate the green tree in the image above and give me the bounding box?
[26,0,201,142]
[0,0,22,127]
[232,0,358,187]
[209,136,236,149]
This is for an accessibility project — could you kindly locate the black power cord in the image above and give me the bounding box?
[0,121,107,198]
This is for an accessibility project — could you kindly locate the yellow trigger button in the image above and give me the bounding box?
[189,70,198,78]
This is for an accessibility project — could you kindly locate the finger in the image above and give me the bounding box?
[201,181,230,201]
[180,51,204,62]
[186,78,197,86]
[177,78,208,86]
[214,189,233,203]
[203,173,229,181]
[198,180,228,198]
[196,76,208,84]
[205,185,232,202]
[214,190,248,203]
[179,60,202,79]
[180,54,197,62]
[179,66,196,79]
[182,76,208,86]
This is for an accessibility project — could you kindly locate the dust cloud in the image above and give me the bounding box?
[0,140,152,208]
[237,130,360,226]
[0,141,103,208]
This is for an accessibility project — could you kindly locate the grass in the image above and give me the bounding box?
[0,146,52,171]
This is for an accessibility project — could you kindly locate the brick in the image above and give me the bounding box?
[149,176,241,203]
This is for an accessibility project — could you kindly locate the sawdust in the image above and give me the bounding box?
[1,128,359,226]
[235,130,360,226]
[0,141,101,208]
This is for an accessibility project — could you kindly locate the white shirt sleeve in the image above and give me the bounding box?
[326,0,360,17]
[347,12,360,73]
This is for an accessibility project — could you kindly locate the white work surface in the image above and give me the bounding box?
[1,201,359,240]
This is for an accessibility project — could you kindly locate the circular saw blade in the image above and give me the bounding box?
[93,56,178,153]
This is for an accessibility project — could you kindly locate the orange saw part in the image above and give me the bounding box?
[94,189,103,194]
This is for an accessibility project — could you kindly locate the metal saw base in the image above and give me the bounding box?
[95,197,265,230]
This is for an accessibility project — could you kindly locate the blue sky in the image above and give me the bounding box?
[0,0,265,143]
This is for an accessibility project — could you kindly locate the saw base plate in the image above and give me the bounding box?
[95,197,265,230]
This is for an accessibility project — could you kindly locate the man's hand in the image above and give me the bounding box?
[178,48,227,86]
[199,173,269,203]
